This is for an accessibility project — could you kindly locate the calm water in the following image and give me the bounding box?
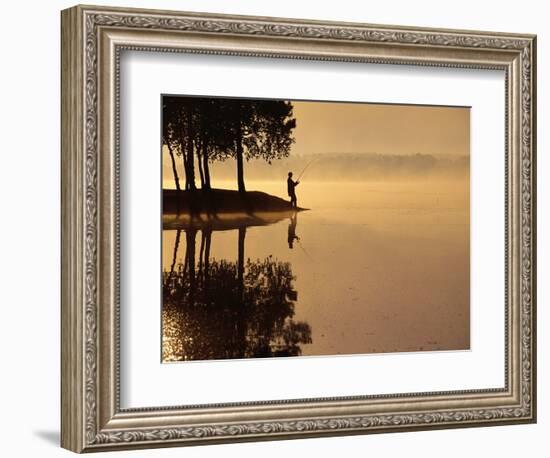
[162,179,470,362]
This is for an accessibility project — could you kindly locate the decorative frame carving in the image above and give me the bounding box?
[61,4,536,452]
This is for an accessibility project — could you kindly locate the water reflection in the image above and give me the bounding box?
[287,213,300,249]
[163,180,470,361]
[162,212,312,362]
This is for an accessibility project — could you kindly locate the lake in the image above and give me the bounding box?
[162,179,470,362]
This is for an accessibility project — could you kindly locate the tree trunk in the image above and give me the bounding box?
[236,122,246,193]
[197,147,205,189]
[166,142,181,191]
[202,140,211,190]
[182,150,189,190]
[185,114,196,191]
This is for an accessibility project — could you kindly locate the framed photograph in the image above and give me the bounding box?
[61,4,537,453]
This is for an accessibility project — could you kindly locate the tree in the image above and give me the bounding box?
[193,98,233,190]
[223,99,296,192]
[162,97,197,191]
[183,102,197,191]
[162,98,182,191]
[162,96,296,193]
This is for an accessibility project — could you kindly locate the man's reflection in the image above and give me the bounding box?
[287,212,300,249]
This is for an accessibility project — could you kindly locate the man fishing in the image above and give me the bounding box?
[287,172,300,208]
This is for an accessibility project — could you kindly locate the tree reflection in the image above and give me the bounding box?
[163,227,312,362]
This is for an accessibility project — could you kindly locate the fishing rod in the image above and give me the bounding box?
[296,157,317,182]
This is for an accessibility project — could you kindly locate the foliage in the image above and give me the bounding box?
[162,96,296,192]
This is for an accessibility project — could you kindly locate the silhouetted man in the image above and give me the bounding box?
[287,172,299,208]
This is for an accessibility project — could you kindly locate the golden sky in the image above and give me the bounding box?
[292,101,470,156]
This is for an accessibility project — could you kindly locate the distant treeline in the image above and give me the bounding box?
[164,152,469,183]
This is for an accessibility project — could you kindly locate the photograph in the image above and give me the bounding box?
[161,95,471,362]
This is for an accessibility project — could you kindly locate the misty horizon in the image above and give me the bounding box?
[162,150,469,188]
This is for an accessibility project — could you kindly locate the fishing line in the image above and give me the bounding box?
[296,238,315,262]
[296,157,317,181]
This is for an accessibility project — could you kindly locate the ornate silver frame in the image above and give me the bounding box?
[61,4,537,453]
